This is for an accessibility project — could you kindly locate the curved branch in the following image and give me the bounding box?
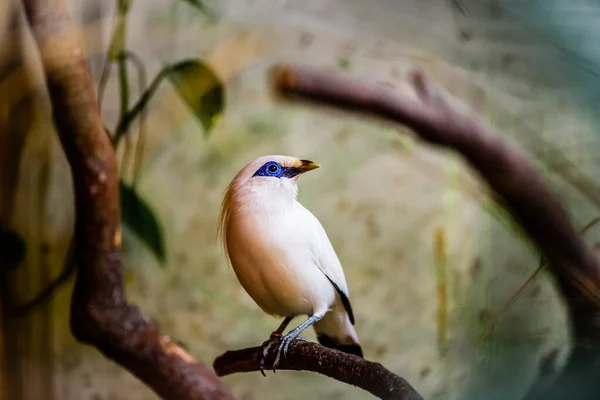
[270,63,600,320]
[214,341,423,400]
[21,1,233,399]
[269,63,600,399]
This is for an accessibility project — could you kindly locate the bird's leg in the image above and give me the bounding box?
[258,316,293,376]
[273,313,323,371]
[272,316,293,338]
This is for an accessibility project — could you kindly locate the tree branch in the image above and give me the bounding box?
[21,1,233,399]
[266,63,600,399]
[214,341,423,400]
[269,63,600,321]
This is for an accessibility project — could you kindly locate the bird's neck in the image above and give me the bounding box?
[232,181,298,217]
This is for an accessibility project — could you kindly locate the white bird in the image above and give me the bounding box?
[218,155,362,371]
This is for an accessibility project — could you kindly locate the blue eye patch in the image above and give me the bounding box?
[253,161,302,179]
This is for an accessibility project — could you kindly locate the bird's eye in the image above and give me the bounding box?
[268,164,278,173]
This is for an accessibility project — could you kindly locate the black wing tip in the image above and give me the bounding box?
[317,334,363,358]
[344,296,355,325]
[340,292,354,325]
[325,277,355,325]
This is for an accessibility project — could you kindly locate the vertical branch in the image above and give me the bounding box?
[114,0,130,125]
[21,0,234,398]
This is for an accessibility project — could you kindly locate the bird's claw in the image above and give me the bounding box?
[258,333,283,377]
[284,335,307,356]
[272,334,307,372]
[257,331,309,376]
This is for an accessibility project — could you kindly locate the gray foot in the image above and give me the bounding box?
[272,335,308,371]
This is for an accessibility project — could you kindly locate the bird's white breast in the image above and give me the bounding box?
[225,192,336,318]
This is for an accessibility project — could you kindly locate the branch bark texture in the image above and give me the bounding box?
[214,341,423,400]
[21,1,233,399]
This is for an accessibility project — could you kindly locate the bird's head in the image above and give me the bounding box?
[222,155,320,207]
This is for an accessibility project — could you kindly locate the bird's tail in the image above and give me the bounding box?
[313,309,363,358]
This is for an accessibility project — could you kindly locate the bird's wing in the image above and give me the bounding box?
[298,203,356,324]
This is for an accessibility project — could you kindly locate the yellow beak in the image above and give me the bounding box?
[297,159,320,173]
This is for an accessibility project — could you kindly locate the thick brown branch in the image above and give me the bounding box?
[21,1,233,399]
[214,341,423,400]
[269,63,600,399]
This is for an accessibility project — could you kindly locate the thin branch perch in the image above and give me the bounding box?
[21,0,233,399]
[214,341,423,400]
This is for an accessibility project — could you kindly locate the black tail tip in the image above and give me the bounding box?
[337,343,363,358]
[317,334,363,358]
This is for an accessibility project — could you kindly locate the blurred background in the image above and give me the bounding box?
[2,0,600,399]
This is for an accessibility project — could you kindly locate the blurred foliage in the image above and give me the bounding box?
[105,0,224,263]
[168,60,224,135]
[120,181,166,264]
[15,0,224,314]
[116,59,223,141]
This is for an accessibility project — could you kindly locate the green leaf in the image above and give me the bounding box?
[168,59,224,136]
[114,58,224,144]
[120,181,166,264]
